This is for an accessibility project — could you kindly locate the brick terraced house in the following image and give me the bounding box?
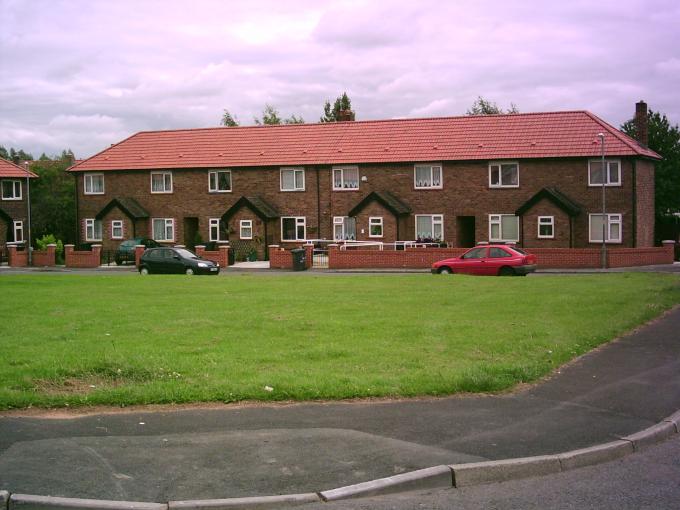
[67,102,660,259]
[0,158,38,254]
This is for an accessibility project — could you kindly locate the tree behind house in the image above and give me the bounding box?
[466,96,519,115]
[320,92,355,122]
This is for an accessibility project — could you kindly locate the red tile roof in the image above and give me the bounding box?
[0,158,39,178]
[68,111,661,172]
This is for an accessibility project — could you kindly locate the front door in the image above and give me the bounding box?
[184,217,199,249]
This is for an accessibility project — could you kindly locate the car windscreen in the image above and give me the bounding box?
[175,249,199,259]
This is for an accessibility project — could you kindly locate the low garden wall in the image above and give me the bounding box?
[269,245,313,269]
[7,243,57,267]
[195,244,230,268]
[64,244,101,268]
[7,244,28,267]
[325,242,676,270]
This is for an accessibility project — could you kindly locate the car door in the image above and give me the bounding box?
[163,249,185,274]
[456,247,488,274]
[486,246,514,275]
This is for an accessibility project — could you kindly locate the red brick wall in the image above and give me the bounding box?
[64,244,101,268]
[326,244,674,269]
[195,245,229,268]
[268,244,313,269]
[32,244,56,266]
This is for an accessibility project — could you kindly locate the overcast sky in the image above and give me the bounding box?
[1,0,679,159]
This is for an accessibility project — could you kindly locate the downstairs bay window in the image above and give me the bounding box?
[415,214,443,241]
[152,218,175,241]
[589,214,622,243]
[489,214,519,242]
[281,217,306,241]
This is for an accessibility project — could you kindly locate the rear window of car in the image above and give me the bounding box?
[489,247,512,258]
[511,247,527,255]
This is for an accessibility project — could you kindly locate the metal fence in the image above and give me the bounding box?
[0,248,7,265]
[100,249,136,266]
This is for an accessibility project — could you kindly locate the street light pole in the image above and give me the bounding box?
[24,161,32,266]
[598,133,606,269]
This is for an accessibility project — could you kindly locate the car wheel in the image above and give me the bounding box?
[438,267,453,275]
[115,257,122,266]
[185,267,195,276]
[140,266,150,275]
[499,266,515,276]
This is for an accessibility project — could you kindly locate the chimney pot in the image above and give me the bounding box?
[337,109,355,122]
[634,100,649,147]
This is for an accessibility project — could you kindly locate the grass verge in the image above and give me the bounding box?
[0,272,679,409]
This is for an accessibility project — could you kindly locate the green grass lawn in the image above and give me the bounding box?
[0,273,679,409]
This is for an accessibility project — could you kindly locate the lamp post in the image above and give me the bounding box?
[598,133,606,269]
[24,161,32,266]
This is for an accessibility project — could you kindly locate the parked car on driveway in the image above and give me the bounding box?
[139,247,220,275]
[431,244,537,276]
[115,238,160,265]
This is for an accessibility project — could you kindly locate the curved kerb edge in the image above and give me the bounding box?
[3,410,679,508]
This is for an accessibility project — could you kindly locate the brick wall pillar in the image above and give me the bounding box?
[662,240,676,263]
[134,245,146,268]
[304,244,313,268]
[64,244,74,267]
[195,245,206,257]
[327,244,339,269]
[7,244,28,267]
[92,245,102,266]
[218,244,229,268]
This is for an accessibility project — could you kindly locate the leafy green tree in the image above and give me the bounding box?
[466,96,519,115]
[254,104,304,125]
[284,114,305,125]
[320,92,355,122]
[0,146,34,163]
[220,110,240,127]
[29,155,77,245]
[622,110,680,222]
[0,146,8,160]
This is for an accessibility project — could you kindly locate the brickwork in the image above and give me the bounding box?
[32,244,56,267]
[226,206,268,260]
[7,244,27,267]
[73,156,656,256]
[269,245,293,269]
[520,200,572,248]
[195,244,230,268]
[64,244,101,268]
[0,178,29,250]
[328,246,467,269]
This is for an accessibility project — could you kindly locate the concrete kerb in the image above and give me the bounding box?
[3,410,680,507]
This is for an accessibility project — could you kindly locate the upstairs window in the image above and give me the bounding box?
[84,173,105,194]
[415,214,444,241]
[208,170,232,192]
[414,164,442,189]
[152,218,175,241]
[281,217,306,241]
[588,160,621,186]
[151,172,173,193]
[111,220,124,239]
[332,166,359,190]
[1,180,22,200]
[589,213,622,243]
[489,214,519,242]
[333,216,356,241]
[489,162,519,188]
[85,219,102,241]
[280,168,305,191]
[369,217,383,238]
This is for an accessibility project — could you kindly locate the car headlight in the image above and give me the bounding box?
[197,262,208,268]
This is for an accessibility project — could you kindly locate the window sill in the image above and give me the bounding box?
[332,188,360,192]
[414,187,443,191]
[280,189,306,192]
[209,190,232,194]
[150,191,173,194]
[489,185,520,189]
[1,197,22,201]
[84,192,105,196]
[587,183,622,188]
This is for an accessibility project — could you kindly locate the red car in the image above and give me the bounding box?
[431,244,537,276]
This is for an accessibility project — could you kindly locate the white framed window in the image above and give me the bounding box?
[111,220,124,239]
[489,162,519,188]
[84,173,105,195]
[85,218,102,241]
[208,170,231,193]
[1,180,22,200]
[332,166,359,190]
[150,171,173,193]
[333,216,356,240]
[152,218,175,241]
[281,217,306,241]
[588,159,621,187]
[209,218,227,242]
[537,216,554,239]
[280,168,305,191]
[414,164,442,189]
[240,219,253,240]
[589,213,622,243]
[369,217,383,238]
[13,221,24,242]
[415,214,444,241]
[489,214,519,242]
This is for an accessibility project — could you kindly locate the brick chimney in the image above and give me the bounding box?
[634,100,648,147]
[337,109,355,122]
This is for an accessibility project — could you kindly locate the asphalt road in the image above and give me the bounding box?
[305,435,680,510]
[1,305,679,501]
